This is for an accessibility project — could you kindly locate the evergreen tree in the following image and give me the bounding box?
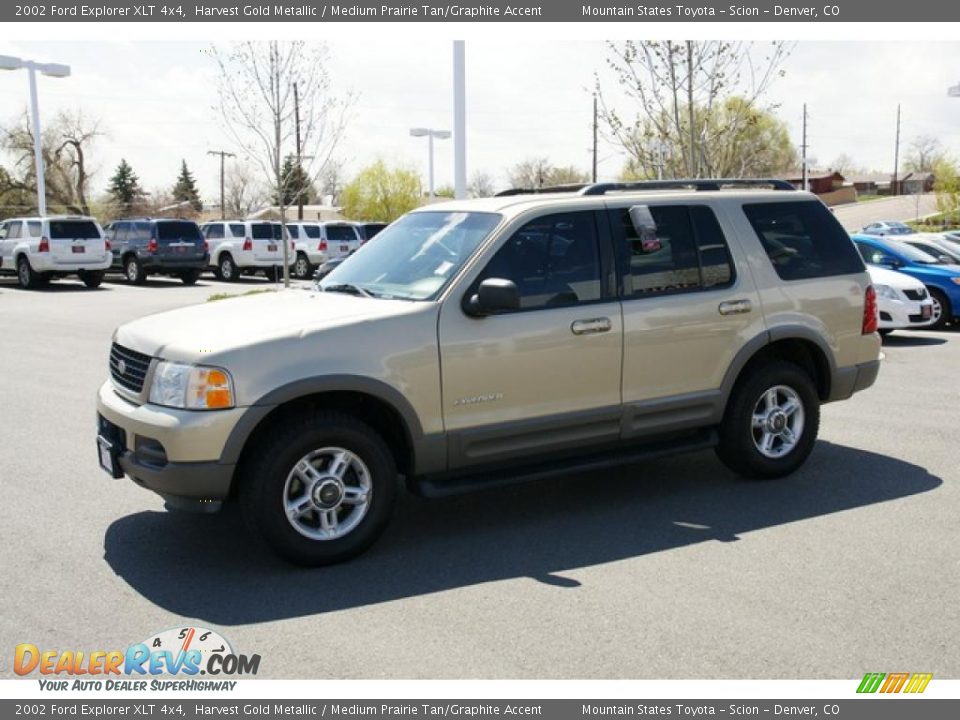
[275,156,314,206]
[107,159,145,214]
[171,160,202,211]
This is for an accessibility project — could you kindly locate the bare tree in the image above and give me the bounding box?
[213,41,352,285]
[595,41,794,179]
[507,158,589,189]
[468,170,496,198]
[905,135,944,173]
[224,161,266,218]
[317,157,345,205]
[1,109,103,215]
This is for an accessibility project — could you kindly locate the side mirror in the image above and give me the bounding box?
[465,278,520,316]
[939,255,953,264]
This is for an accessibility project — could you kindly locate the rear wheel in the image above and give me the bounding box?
[216,254,237,282]
[179,269,201,286]
[293,253,313,280]
[124,256,146,284]
[16,256,41,290]
[80,270,104,289]
[239,411,398,566]
[928,288,951,330]
[716,361,820,479]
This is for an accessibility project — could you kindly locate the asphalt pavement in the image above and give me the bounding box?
[833,193,939,231]
[0,272,957,679]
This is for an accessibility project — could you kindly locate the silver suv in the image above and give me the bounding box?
[95,180,881,565]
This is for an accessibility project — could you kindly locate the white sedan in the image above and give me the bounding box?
[868,265,935,335]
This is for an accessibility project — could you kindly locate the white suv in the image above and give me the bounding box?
[288,221,362,279]
[201,220,293,281]
[0,215,110,289]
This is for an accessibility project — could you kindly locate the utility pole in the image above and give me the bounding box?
[207,149,235,220]
[893,104,901,197]
[801,104,809,192]
[294,81,304,220]
[592,93,598,183]
[453,41,467,200]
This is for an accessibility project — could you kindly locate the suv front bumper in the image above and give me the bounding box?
[96,381,244,510]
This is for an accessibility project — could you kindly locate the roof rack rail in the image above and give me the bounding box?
[579,178,796,195]
[494,183,591,197]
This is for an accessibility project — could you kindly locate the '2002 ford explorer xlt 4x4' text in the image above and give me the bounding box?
[96,180,881,565]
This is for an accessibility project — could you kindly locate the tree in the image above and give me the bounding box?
[275,155,315,206]
[830,153,864,175]
[106,159,146,214]
[933,157,960,223]
[507,158,590,188]
[595,40,794,179]
[1,109,103,215]
[468,170,495,198]
[224,161,265,218]
[171,160,202,212]
[213,41,352,285]
[905,135,945,173]
[339,160,421,222]
[317,158,345,205]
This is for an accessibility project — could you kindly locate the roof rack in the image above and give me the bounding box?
[495,178,796,198]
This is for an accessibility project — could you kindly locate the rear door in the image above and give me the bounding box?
[250,223,283,261]
[155,221,205,264]
[48,219,102,265]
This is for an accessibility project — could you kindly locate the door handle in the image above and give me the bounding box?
[571,317,612,335]
[718,299,752,316]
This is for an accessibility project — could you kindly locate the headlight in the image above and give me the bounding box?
[148,361,235,409]
[874,284,900,300]
[951,277,960,286]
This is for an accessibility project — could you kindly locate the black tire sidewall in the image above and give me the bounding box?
[242,415,398,566]
[220,255,236,281]
[929,288,951,330]
[82,270,103,288]
[17,257,33,289]
[717,362,820,479]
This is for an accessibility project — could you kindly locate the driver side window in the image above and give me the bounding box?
[477,212,602,310]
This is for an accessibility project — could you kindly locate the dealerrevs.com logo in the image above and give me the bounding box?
[14,627,260,692]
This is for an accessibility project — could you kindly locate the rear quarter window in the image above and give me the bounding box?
[742,201,864,280]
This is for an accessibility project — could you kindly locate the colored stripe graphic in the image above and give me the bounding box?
[857,673,885,693]
[857,672,932,694]
[904,673,933,694]
[881,672,910,693]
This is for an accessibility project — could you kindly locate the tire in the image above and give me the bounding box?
[179,269,201,286]
[16,256,41,290]
[80,270,104,289]
[215,254,237,282]
[293,253,313,280]
[716,360,820,480]
[878,329,892,337]
[239,411,398,566]
[928,288,951,330]
[124,256,146,284]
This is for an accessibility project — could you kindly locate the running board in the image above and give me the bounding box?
[411,428,718,498]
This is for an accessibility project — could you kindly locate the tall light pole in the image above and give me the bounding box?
[0,55,71,217]
[453,41,466,200]
[410,127,451,200]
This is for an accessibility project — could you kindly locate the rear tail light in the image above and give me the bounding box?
[242,238,253,251]
[862,285,878,334]
[147,237,158,253]
[318,241,327,252]
[105,239,111,252]
[38,237,49,253]
[204,240,209,253]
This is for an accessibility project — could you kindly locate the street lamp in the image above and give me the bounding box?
[0,55,71,217]
[410,127,451,200]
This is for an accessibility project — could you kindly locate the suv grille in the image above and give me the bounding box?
[903,288,927,301]
[110,343,152,394]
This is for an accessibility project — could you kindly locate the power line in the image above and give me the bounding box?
[207,149,235,221]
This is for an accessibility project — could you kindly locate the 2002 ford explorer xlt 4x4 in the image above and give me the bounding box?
[96,180,881,565]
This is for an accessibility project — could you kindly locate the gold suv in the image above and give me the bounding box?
[96,180,881,565]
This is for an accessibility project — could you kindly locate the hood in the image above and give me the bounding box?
[114,289,424,360]
[866,265,925,291]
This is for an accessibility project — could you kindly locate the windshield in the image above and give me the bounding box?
[885,239,940,263]
[320,211,502,300]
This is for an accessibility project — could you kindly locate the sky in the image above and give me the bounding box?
[1,39,960,203]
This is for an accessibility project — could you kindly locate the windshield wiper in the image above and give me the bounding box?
[323,283,375,298]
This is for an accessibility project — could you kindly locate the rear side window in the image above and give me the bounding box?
[303,225,321,239]
[49,220,99,239]
[205,224,224,240]
[6,222,22,240]
[609,205,735,297]
[743,201,864,280]
[287,225,300,239]
[27,221,41,237]
[157,221,202,241]
[133,222,152,243]
[326,225,357,242]
[228,223,245,238]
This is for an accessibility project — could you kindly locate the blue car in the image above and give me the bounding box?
[852,234,960,329]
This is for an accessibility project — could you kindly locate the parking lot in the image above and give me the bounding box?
[1,272,958,679]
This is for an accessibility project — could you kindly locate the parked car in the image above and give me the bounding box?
[0,215,110,289]
[900,234,960,264]
[353,221,388,244]
[312,254,352,284]
[866,265,935,335]
[285,222,322,279]
[103,218,208,285]
[97,180,880,565]
[852,234,960,329]
[861,221,915,237]
[286,221,362,280]
[200,220,293,281]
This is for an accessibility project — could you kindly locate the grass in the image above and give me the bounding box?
[207,289,276,302]
[906,211,960,232]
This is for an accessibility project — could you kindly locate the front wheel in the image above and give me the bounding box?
[239,411,398,566]
[80,270,104,288]
[716,361,820,479]
[928,288,951,330]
